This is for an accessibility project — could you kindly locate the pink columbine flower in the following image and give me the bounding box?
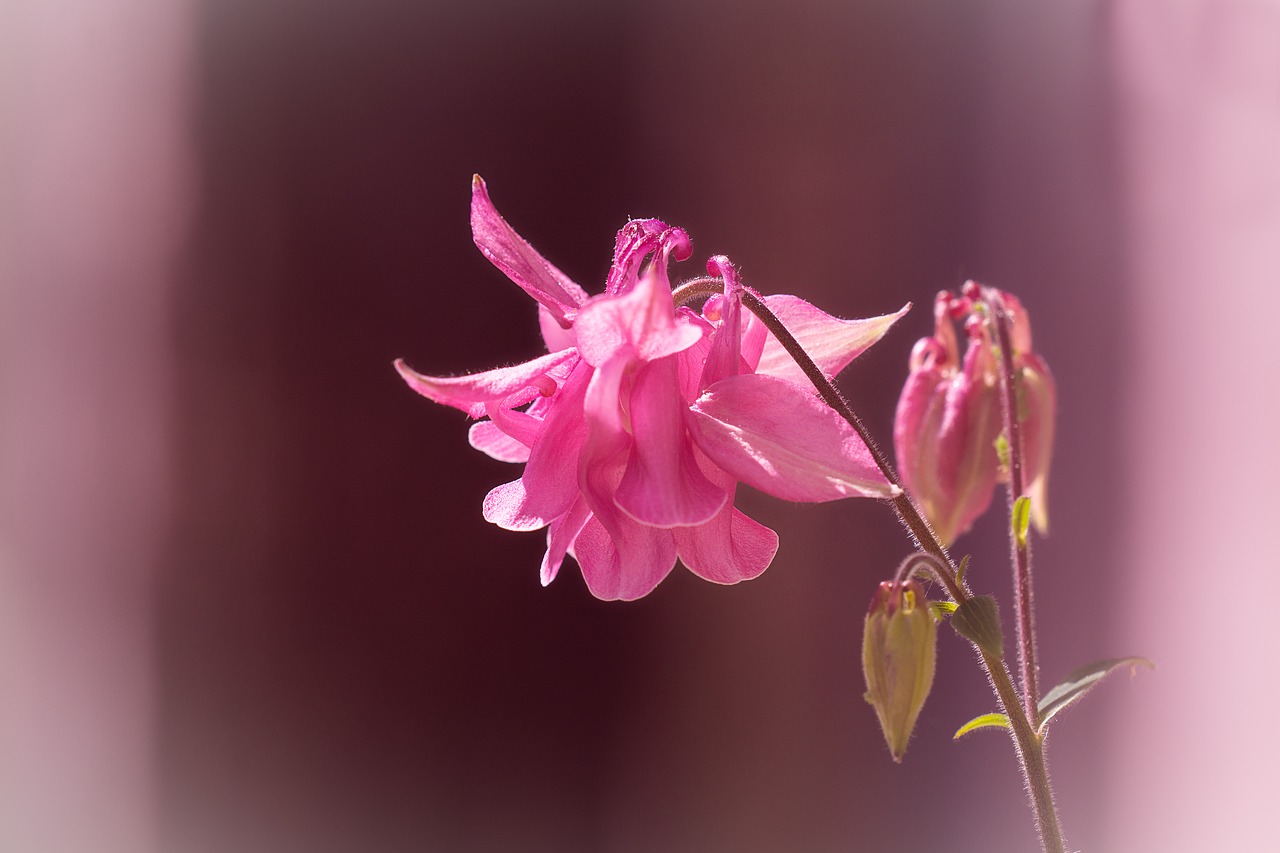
[893,284,1056,546]
[396,177,907,600]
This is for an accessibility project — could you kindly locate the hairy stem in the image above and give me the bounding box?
[987,290,1040,726]
[674,276,1066,852]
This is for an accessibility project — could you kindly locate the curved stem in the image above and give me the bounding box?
[892,552,964,605]
[675,275,1067,853]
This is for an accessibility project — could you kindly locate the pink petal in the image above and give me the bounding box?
[1018,352,1056,535]
[893,361,945,496]
[572,369,679,600]
[675,311,715,401]
[482,479,546,531]
[573,514,678,601]
[698,256,743,389]
[929,364,1000,545]
[615,357,727,528]
[755,298,910,385]
[575,261,703,368]
[470,175,588,327]
[539,304,578,353]
[485,399,544,448]
[394,350,577,418]
[738,308,769,372]
[467,420,530,463]
[516,359,594,523]
[688,374,899,502]
[541,495,592,587]
[673,450,779,584]
[581,351,630,440]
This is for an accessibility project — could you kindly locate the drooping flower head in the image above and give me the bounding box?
[893,282,1056,546]
[397,177,908,600]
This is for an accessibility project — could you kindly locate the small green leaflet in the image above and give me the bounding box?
[1037,657,1155,735]
[994,434,1010,469]
[1012,496,1031,547]
[928,600,958,622]
[954,713,1010,739]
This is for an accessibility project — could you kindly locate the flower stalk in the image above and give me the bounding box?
[988,288,1041,725]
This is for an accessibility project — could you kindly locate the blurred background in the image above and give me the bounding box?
[1,0,1276,851]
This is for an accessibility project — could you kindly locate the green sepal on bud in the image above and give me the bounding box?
[951,594,1005,659]
[862,580,938,763]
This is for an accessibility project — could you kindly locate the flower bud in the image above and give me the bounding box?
[893,285,1056,545]
[862,580,937,763]
[893,293,1001,546]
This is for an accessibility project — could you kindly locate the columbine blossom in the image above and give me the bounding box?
[893,285,1056,546]
[397,177,907,600]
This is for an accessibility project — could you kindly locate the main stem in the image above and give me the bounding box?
[673,278,1065,853]
[988,290,1041,726]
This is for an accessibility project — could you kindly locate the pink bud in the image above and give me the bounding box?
[894,284,1055,545]
[1017,350,1056,535]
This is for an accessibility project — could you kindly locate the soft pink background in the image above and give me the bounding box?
[1,1,1275,851]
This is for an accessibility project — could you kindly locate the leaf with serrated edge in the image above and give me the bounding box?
[954,713,1010,739]
[1037,657,1154,734]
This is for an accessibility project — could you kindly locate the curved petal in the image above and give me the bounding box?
[698,256,743,389]
[1018,352,1056,535]
[673,450,779,584]
[394,350,576,418]
[468,420,530,463]
[482,479,546,531]
[575,263,703,368]
[893,358,945,496]
[572,356,680,600]
[470,175,587,327]
[675,310,715,401]
[517,358,594,522]
[484,399,544,448]
[539,304,578,353]
[573,513,677,601]
[616,357,727,528]
[689,373,898,502]
[541,495,592,587]
[755,298,910,385]
[738,308,770,373]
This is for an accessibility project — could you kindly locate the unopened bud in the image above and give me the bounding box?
[862,580,937,763]
[893,296,1001,546]
[893,283,1056,544]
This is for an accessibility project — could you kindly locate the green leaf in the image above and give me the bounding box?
[954,713,1010,739]
[950,595,1004,659]
[1037,657,1155,734]
[956,554,971,586]
[1012,496,1031,547]
[929,600,958,622]
[994,434,1010,470]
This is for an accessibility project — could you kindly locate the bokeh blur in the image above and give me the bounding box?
[1,1,1276,851]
